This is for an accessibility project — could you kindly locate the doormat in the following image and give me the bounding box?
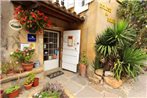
[47,71,64,79]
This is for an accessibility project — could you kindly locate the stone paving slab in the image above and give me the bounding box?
[71,75,88,86]
[12,71,147,98]
[75,86,103,98]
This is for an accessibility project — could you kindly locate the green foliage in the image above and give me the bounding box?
[117,1,147,48]
[122,48,147,78]
[10,47,35,63]
[95,20,136,59]
[123,48,147,66]
[92,56,101,70]
[35,91,60,98]
[34,83,67,98]
[1,61,19,74]
[80,51,88,65]
[24,73,35,85]
[95,20,147,79]
[95,28,117,57]
[113,20,136,47]
[113,48,147,80]
[1,63,10,74]
[4,85,20,94]
[113,59,123,80]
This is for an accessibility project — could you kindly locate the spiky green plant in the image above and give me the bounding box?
[95,20,147,79]
[95,20,136,58]
[113,48,147,80]
[122,48,147,78]
[113,59,123,80]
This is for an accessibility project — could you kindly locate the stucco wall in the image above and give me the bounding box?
[80,0,119,63]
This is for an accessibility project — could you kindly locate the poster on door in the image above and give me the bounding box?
[68,36,73,47]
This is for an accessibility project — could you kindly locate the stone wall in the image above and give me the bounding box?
[0,1,69,67]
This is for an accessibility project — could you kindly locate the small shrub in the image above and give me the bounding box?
[4,85,20,94]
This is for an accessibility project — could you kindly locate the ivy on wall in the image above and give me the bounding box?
[117,1,147,49]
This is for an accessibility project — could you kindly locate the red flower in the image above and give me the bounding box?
[44,16,48,21]
[30,12,37,19]
[13,5,51,31]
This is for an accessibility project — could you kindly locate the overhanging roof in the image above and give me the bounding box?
[11,1,85,23]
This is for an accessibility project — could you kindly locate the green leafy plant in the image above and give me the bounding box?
[92,56,101,70]
[122,48,147,78]
[33,83,68,98]
[1,61,19,74]
[24,73,35,85]
[95,28,117,57]
[4,85,20,94]
[1,63,9,74]
[113,59,123,80]
[95,20,136,71]
[10,47,35,63]
[95,20,147,79]
[117,1,147,49]
[80,51,88,65]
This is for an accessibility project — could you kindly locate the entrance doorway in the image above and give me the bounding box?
[43,30,59,71]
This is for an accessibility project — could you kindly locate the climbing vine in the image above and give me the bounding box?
[117,1,147,49]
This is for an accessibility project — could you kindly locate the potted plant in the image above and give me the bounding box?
[1,61,19,76]
[14,6,51,33]
[4,85,20,98]
[79,51,88,77]
[24,73,35,90]
[33,77,39,87]
[0,90,3,98]
[10,47,35,71]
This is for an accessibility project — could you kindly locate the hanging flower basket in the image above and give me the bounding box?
[14,6,51,33]
[25,22,38,33]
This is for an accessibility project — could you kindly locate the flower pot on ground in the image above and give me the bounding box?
[0,90,3,98]
[24,73,35,90]
[79,51,88,77]
[4,85,20,98]
[1,61,19,76]
[24,83,33,90]
[6,69,15,76]
[10,47,35,71]
[33,77,39,87]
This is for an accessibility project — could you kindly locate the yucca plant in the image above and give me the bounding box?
[113,48,147,80]
[113,20,136,47]
[95,20,147,80]
[95,28,117,57]
[122,48,147,78]
[95,20,136,71]
[113,59,123,80]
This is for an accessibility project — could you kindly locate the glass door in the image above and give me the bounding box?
[44,30,59,71]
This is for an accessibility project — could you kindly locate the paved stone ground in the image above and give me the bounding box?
[17,70,147,98]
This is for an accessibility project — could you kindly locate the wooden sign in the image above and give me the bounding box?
[107,18,115,24]
[99,3,112,13]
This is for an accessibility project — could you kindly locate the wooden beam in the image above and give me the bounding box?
[11,1,84,23]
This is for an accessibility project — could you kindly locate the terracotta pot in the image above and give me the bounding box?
[0,90,3,98]
[24,83,33,90]
[6,70,15,76]
[33,78,39,87]
[79,64,87,77]
[22,63,34,71]
[7,89,19,98]
[0,74,3,79]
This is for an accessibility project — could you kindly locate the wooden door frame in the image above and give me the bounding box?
[44,27,64,69]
